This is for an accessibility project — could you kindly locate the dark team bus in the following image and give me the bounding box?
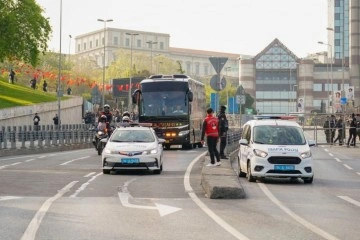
[132,74,206,149]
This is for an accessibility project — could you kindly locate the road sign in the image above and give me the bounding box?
[210,74,226,91]
[236,95,245,104]
[209,57,228,74]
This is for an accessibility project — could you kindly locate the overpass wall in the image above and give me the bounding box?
[0,97,84,127]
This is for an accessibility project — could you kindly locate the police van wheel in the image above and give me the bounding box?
[247,162,256,182]
[164,144,171,150]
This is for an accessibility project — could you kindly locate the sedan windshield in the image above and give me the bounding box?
[110,129,155,142]
[253,125,306,145]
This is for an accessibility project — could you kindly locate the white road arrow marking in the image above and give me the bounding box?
[118,178,181,217]
[0,196,22,201]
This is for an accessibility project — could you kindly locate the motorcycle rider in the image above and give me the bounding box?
[93,115,108,148]
[122,116,131,123]
[99,104,113,124]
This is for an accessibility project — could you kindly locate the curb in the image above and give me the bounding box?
[200,150,245,199]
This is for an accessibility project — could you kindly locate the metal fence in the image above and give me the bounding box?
[0,124,95,151]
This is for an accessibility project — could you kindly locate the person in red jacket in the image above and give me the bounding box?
[201,108,221,167]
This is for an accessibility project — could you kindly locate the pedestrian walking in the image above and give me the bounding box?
[33,113,40,131]
[201,108,221,167]
[53,114,59,128]
[347,117,357,147]
[217,105,229,159]
[333,118,344,145]
[9,69,15,84]
[323,116,331,143]
[43,80,48,92]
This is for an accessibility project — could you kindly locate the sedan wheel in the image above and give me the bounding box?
[238,157,246,177]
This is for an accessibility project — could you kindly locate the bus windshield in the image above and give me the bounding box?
[140,91,189,117]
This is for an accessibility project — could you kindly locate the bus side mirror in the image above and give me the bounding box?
[132,89,142,104]
[188,91,193,102]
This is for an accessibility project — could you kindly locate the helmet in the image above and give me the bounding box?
[122,116,130,122]
[103,104,110,111]
[122,111,130,117]
[100,115,107,121]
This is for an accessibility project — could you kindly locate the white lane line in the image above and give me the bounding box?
[334,158,342,163]
[26,159,36,162]
[11,162,21,166]
[328,153,334,157]
[37,155,46,159]
[357,172,360,176]
[20,181,78,240]
[338,196,360,207]
[84,172,96,177]
[0,196,23,201]
[343,164,353,170]
[184,152,250,240]
[258,183,340,240]
[60,156,90,166]
[70,173,102,198]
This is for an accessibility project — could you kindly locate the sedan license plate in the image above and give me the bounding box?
[274,165,295,171]
[121,158,140,164]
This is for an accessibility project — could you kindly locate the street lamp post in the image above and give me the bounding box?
[225,67,231,109]
[146,41,158,74]
[68,34,72,63]
[318,41,333,113]
[57,0,63,129]
[126,33,139,112]
[292,84,297,112]
[97,18,113,107]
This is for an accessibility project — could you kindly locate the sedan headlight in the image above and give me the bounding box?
[103,148,112,154]
[300,150,312,159]
[143,148,158,155]
[178,130,190,136]
[253,149,268,158]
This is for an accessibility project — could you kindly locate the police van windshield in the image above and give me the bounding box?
[253,125,306,145]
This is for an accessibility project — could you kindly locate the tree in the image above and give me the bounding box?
[0,0,51,66]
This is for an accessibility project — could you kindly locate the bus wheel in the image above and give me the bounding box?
[164,144,171,150]
[182,144,193,149]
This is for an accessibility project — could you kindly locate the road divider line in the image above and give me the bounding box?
[84,172,96,177]
[184,152,250,240]
[329,153,334,157]
[60,156,90,165]
[338,196,360,207]
[258,183,340,240]
[26,159,36,162]
[334,158,341,162]
[70,173,102,198]
[343,164,353,170]
[21,181,78,240]
[11,162,21,166]
[357,172,360,176]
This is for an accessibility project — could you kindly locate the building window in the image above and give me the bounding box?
[204,65,209,75]
[102,37,104,45]
[313,84,322,91]
[114,36,119,45]
[125,38,130,47]
[335,39,341,46]
[90,41,92,49]
[96,39,98,47]
[186,63,191,74]
[137,39,141,48]
[195,64,200,75]
[335,13,340,20]
[159,42,164,50]
[77,44,80,52]
[83,43,86,50]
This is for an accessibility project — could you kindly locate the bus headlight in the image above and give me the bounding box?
[178,130,190,136]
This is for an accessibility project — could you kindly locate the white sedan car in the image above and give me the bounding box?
[102,124,165,174]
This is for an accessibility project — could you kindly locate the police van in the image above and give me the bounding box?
[237,116,315,183]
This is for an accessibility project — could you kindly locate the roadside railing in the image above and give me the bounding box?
[0,124,95,152]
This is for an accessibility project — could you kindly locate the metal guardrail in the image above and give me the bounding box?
[0,124,95,151]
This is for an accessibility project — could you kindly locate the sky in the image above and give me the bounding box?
[36,0,328,58]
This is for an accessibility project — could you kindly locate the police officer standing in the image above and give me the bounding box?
[217,105,229,159]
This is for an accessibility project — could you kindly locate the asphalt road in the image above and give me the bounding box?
[0,144,359,240]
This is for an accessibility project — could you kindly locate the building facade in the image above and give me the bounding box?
[74,28,240,79]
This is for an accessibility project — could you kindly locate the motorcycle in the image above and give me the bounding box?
[92,126,114,155]
[93,129,109,155]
